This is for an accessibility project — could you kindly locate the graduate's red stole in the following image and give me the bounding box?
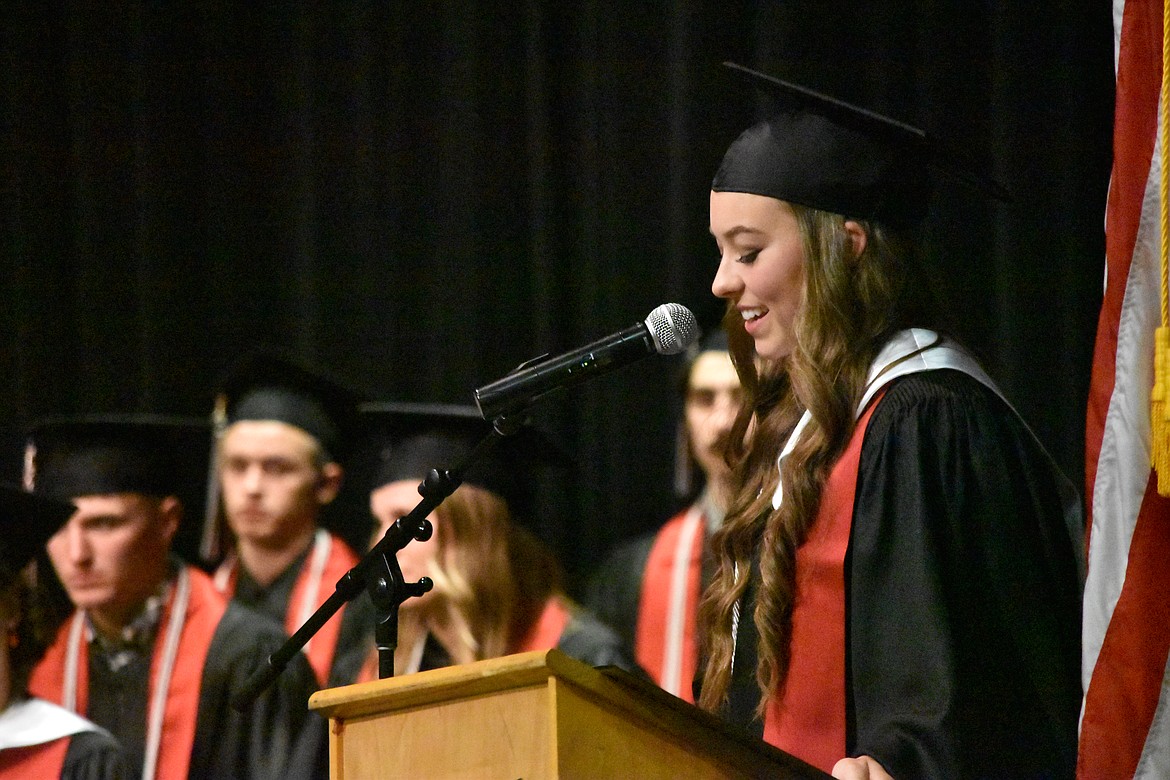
[635,505,705,701]
[29,566,227,780]
[215,529,360,686]
[761,394,881,773]
[511,596,572,653]
[0,738,69,778]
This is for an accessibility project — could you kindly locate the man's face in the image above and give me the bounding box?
[46,493,177,634]
[685,350,742,483]
[219,420,338,549]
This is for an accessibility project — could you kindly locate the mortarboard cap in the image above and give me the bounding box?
[356,402,569,518]
[217,352,365,461]
[712,62,1006,227]
[24,414,211,503]
[0,483,74,574]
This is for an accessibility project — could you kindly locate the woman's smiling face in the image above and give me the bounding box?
[709,191,806,362]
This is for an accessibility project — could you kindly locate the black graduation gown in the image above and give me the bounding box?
[233,545,369,692]
[87,600,328,780]
[721,370,1082,779]
[582,533,657,655]
[62,731,130,780]
[189,602,328,780]
[583,507,719,666]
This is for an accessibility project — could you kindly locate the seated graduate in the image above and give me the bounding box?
[0,484,128,780]
[584,330,741,701]
[334,403,639,683]
[207,352,368,689]
[24,415,327,780]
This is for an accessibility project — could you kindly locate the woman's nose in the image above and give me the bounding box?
[711,256,740,299]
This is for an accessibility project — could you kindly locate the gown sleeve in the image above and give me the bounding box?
[580,533,656,656]
[61,730,131,780]
[557,604,649,677]
[190,603,329,780]
[847,370,1082,778]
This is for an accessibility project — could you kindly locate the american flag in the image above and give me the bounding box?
[1080,0,1170,776]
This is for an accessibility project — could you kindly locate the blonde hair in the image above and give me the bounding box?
[698,203,925,714]
[424,484,559,663]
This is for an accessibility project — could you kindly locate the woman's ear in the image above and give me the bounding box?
[844,220,868,258]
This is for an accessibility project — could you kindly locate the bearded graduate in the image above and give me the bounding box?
[0,484,128,780]
[696,64,1082,778]
[25,415,327,780]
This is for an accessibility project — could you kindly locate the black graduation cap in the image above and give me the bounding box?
[26,414,213,564]
[24,414,211,503]
[217,351,365,461]
[356,402,570,519]
[712,62,1006,227]
[0,483,74,574]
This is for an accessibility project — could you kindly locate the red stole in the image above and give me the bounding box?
[28,566,227,780]
[0,738,69,779]
[511,596,573,653]
[216,531,360,686]
[761,397,881,772]
[635,506,705,702]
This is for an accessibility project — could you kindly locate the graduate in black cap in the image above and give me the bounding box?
[332,403,638,685]
[0,484,128,779]
[208,352,367,688]
[696,64,1081,778]
[584,331,741,703]
[24,415,326,780]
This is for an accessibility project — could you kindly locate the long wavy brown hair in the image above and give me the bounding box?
[425,484,560,664]
[696,202,931,714]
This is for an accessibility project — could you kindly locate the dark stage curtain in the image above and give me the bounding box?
[1,1,1113,591]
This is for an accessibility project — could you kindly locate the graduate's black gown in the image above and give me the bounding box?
[61,731,130,780]
[87,600,327,780]
[719,370,1082,778]
[232,542,371,692]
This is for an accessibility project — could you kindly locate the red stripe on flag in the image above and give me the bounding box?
[1085,0,1161,518]
[1079,473,1170,777]
[1080,0,1170,776]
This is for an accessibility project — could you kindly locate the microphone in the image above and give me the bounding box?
[474,302,700,420]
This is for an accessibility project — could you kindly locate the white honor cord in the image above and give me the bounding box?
[662,506,703,696]
[62,615,85,712]
[729,563,740,674]
[142,568,190,780]
[296,529,332,656]
[211,556,233,591]
[63,568,191,780]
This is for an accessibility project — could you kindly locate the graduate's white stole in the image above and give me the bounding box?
[0,698,104,749]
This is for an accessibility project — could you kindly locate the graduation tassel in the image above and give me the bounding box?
[199,392,228,562]
[1154,0,1170,497]
[1154,328,1170,495]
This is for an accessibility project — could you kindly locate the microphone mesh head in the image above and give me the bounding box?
[645,303,700,355]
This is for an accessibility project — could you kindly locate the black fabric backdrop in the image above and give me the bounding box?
[2,2,1113,593]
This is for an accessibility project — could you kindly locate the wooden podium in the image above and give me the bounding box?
[308,649,832,779]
